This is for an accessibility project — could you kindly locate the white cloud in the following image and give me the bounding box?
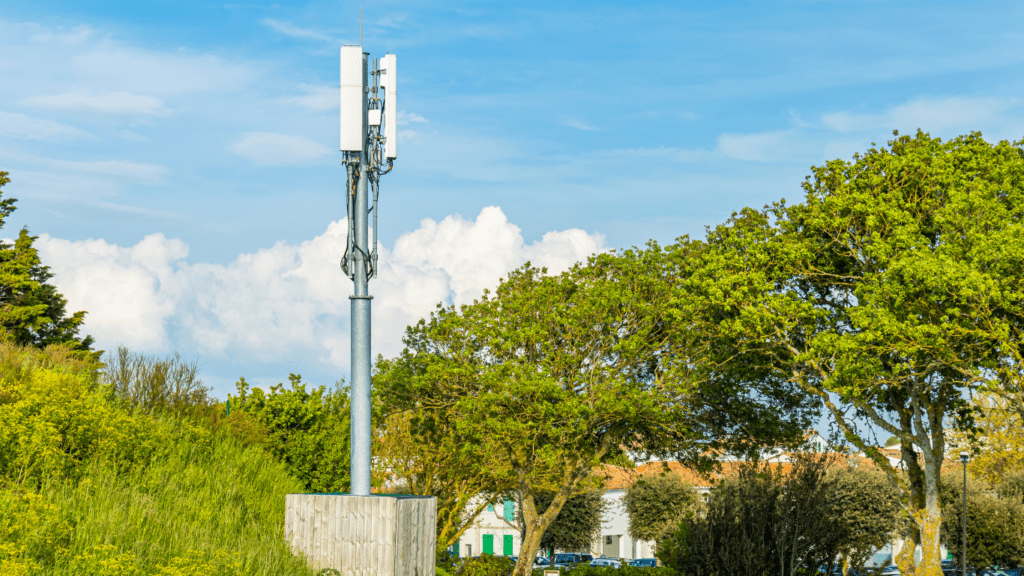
[822,96,1020,134]
[0,20,255,99]
[0,150,169,186]
[0,111,96,141]
[38,207,606,373]
[229,132,332,165]
[560,118,600,131]
[22,92,171,116]
[279,84,336,111]
[717,129,800,162]
[260,18,331,42]
[397,111,428,125]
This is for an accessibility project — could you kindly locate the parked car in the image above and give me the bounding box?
[630,559,657,568]
[589,559,622,569]
[578,554,594,564]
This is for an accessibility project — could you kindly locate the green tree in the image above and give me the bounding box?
[378,252,814,576]
[0,172,96,358]
[940,471,1024,571]
[532,487,606,559]
[373,405,512,560]
[233,374,351,493]
[668,132,1024,576]
[827,465,902,574]
[623,471,702,545]
[947,390,1024,483]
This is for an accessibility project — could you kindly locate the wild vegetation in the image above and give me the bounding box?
[0,341,317,576]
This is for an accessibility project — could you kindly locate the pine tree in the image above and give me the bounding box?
[0,171,97,358]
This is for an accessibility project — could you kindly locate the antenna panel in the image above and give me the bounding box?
[339,46,366,152]
[381,54,397,159]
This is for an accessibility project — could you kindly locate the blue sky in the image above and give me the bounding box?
[2,0,1023,396]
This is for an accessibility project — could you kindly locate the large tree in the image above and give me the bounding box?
[0,172,96,358]
[670,131,1024,576]
[377,250,814,576]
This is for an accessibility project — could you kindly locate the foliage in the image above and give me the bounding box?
[452,555,513,576]
[380,253,813,576]
[0,343,172,485]
[233,374,351,493]
[947,391,1024,483]
[997,470,1024,501]
[533,488,606,556]
[102,346,212,418]
[939,471,1024,571]
[826,464,902,571]
[564,566,676,576]
[658,454,900,576]
[0,341,317,575]
[374,408,507,560]
[668,131,1024,575]
[623,471,702,543]
[0,172,96,358]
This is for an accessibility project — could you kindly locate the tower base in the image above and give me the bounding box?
[285,494,436,576]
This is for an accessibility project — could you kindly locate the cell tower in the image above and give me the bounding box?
[284,41,434,576]
[339,46,396,497]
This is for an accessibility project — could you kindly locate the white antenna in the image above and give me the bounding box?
[359,6,362,46]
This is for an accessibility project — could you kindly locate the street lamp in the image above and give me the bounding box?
[960,451,969,576]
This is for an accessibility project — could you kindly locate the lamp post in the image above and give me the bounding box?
[960,451,969,576]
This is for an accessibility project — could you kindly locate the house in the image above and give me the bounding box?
[453,497,521,558]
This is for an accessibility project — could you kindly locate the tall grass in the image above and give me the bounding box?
[0,341,317,575]
[40,428,315,576]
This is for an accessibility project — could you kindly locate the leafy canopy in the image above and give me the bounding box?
[379,251,813,576]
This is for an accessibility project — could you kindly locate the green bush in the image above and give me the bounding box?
[562,565,676,576]
[233,374,351,493]
[453,555,513,576]
[0,342,317,575]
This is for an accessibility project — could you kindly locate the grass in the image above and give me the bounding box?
[0,341,319,575]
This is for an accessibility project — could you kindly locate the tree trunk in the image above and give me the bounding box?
[512,483,576,576]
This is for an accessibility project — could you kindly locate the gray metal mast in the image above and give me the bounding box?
[340,47,395,497]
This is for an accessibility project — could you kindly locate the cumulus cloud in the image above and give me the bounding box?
[38,207,606,378]
[0,111,96,141]
[229,132,332,165]
[22,92,171,116]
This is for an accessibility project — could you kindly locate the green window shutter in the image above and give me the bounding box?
[483,534,494,555]
[486,503,494,512]
[452,540,460,558]
[503,534,513,556]
[503,499,514,522]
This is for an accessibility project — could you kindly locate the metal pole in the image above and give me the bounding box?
[349,51,372,497]
[960,451,968,576]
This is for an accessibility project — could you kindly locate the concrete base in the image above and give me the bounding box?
[284,494,436,576]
